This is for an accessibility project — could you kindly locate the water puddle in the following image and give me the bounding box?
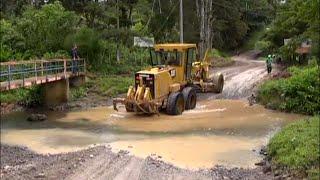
[0,100,305,169]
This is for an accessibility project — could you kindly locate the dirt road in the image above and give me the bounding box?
[1,53,279,180]
[204,51,269,100]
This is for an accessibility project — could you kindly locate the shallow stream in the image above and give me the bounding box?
[1,99,304,169]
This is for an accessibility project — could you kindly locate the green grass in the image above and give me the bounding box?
[96,76,134,97]
[0,86,43,106]
[257,66,320,115]
[207,49,234,67]
[69,75,134,100]
[268,116,320,178]
[207,49,231,58]
[81,75,134,97]
[70,86,88,100]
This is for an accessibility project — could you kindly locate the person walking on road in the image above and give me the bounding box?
[266,54,273,74]
[71,44,79,74]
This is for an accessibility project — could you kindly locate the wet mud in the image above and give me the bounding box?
[1,100,304,169]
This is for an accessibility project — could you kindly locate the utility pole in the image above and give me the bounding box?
[158,0,162,14]
[116,0,120,63]
[180,0,183,43]
[117,0,120,30]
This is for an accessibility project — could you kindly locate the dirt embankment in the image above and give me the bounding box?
[1,52,279,180]
[0,103,24,115]
[1,144,273,180]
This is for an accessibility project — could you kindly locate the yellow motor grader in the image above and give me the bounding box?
[113,43,224,115]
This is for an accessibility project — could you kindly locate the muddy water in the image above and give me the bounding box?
[1,100,305,169]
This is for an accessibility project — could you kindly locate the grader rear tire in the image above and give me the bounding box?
[166,92,185,115]
[212,73,224,93]
[182,87,197,110]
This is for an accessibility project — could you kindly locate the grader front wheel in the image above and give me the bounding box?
[166,92,185,115]
[182,87,197,110]
[212,73,224,93]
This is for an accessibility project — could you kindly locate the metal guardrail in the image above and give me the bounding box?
[0,59,85,90]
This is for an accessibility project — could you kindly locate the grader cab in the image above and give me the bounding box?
[113,43,224,115]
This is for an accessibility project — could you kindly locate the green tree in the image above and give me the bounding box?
[0,19,25,61]
[263,0,320,59]
[0,19,24,51]
[64,27,101,66]
[16,1,79,56]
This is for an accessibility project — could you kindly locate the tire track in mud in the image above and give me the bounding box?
[201,54,269,100]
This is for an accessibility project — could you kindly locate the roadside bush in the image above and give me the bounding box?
[88,40,150,74]
[97,76,134,97]
[70,86,87,100]
[257,66,320,115]
[0,45,14,62]
[43,50,70,59]
[308,56,319,67]
[254,40,272,53]
[208,49,229,58]
[0,86,44,106]
[268,116,320,178]
[208,49,234,67]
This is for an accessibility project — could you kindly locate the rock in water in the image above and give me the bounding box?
[27,114,47,122]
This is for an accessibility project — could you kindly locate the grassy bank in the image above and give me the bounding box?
[257,66,320,115]
[258,64,320,178]
[0,86,43,106]
[1,76,134,105]
[208,49,234,67]
[268,116,320,178]
[70,75,133,100]
[88,75,133,97]
[59,75,135,102]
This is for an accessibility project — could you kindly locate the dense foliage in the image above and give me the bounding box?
[257,66,320,115]
[70,76,134,100]
[0,0,274,65]
[268,116,320,178]
[255,0,319,63]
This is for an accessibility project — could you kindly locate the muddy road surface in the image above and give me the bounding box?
[205,52,271,100]
[1,53,300,180]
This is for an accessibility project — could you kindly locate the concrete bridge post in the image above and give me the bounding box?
[43,78,69,106]
[43,75,86,106]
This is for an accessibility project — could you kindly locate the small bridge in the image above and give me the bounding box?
[0,59,86,105]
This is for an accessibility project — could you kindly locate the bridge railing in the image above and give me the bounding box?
[0,59,85,88]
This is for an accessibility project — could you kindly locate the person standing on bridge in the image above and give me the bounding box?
[71,44,79,74]
[266,54,273,74]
